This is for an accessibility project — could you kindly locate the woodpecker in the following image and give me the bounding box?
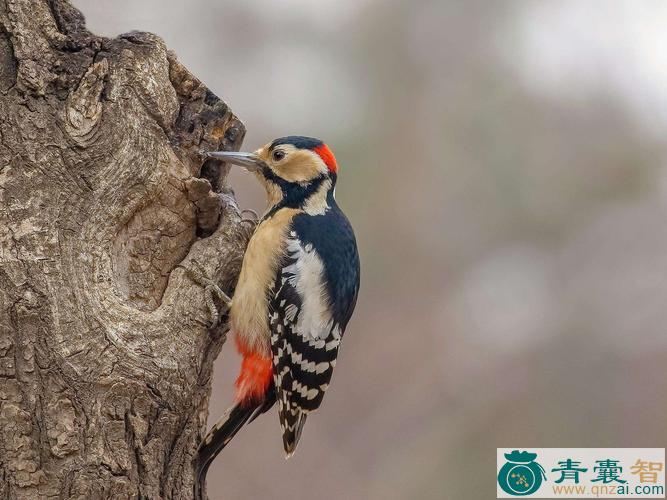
[196,136,360,486]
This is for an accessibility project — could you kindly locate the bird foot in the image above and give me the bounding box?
[240,209,259,229]
[179,261,231,327]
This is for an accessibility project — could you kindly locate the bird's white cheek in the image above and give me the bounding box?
[302,179,332,216]
[260,177,282,209]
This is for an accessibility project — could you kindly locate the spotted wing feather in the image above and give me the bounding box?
[269,235,341,454]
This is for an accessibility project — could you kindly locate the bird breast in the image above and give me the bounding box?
[230,208,299,356]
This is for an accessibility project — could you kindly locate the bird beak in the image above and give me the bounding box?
[204,151,262,172]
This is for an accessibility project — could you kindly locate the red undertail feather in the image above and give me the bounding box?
[234,335,273,406]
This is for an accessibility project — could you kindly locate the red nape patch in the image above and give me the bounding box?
[235,353,273,405]
[313,143,338,173]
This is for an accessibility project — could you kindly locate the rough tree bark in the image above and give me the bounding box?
[0,1,249,498]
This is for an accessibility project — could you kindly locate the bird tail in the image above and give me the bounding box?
[196,403,255,483]
[278,397,308,458]
[195,392,275,498]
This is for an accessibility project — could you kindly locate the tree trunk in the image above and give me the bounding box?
[0,1,248,498]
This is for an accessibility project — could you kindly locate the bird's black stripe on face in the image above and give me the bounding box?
[261,174,326,221]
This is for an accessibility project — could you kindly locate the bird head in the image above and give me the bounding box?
[206,136,338,212]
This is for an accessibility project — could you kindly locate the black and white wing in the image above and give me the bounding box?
[268,235,344,455]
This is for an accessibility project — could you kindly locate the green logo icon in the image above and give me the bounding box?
[498,450,547,496]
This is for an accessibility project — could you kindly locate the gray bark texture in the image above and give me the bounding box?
[0,0,249,498]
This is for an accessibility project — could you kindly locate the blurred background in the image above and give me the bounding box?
[76,1,667,498]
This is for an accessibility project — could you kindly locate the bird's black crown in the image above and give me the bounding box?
[270,136,324,151]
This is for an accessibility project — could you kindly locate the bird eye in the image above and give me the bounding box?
[272,150,286,161]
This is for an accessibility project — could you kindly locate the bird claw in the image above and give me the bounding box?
[179,262,231,328]
[241,209,259,221]
[240,209,259,229]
